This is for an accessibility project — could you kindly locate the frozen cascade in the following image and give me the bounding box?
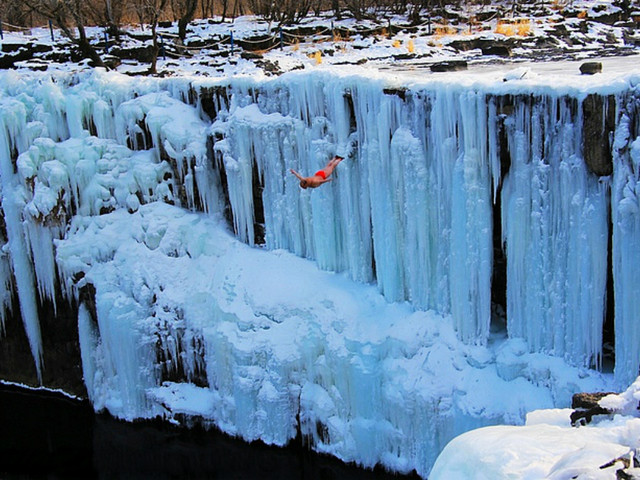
[0,71,215,381]
[0,98,44,380]
[1,68,640,476]
[216,76,495,342]
[501,96,609,367]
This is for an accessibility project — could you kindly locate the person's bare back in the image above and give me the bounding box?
[290,156,343,189]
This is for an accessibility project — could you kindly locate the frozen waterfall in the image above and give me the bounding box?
[0,67,639,476]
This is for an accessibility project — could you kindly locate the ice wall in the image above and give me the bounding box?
[612,89,640,387]
[500,95,609,368]
[213,76,495,345]
[0,68,639,476]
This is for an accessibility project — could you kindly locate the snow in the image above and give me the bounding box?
[55,200,610,474]
[430,413,638,480]
[432,380,640,479]
[1,4,640,477]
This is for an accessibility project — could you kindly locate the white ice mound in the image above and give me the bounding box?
[54,201,610,477]
[430,400,640,480]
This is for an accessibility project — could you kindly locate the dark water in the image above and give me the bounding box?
[0,384,419,480]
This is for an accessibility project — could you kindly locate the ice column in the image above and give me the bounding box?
[447,91,493,344]
[501,96,608,366]
[352,85,494,342]
[0,99,44,380]
[612,91,640,386]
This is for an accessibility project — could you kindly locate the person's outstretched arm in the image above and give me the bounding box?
[290,169,304,181]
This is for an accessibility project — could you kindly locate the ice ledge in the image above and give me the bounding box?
[56,202,612,477]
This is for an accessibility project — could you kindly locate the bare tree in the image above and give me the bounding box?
[175,0,197,39]
[2,0,34,27]
[343,0,374,20]
[130,0,170,73]
[247,0,313,23]
[22,0,106,67]
[87,0,127,39]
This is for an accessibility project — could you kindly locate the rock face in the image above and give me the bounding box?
[0,295,86,398]
[583,94,615,176]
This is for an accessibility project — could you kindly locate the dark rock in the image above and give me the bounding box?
[1,43,26,53]
[236,35,275,52]
[198,86,230,119]
[570,391,616,426]
[482,45,512,57]
[600,451,640,470]
[0,52,28,69]
[255,59,281,75]
[383,87,408,101]
[551,23,571,38]
[109,45,155,63]
[581,61,603,74]
[535,36,560,48]
[3,42,52,55]
[241,51,263,60]
[393,52,416,60]
[616,469,640,480]
[430,60,467,72]
[572,391,616,409]
[16,60,49,71]
[583,94,615,176]
[571,405,612,426]
[0,43,54,69]
[103,55,122,69]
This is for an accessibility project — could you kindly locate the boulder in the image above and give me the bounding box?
[580,61,603,74]
[430,60,467,72]
[570,391,616,426]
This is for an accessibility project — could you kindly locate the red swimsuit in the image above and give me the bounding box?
[315,170,327,179]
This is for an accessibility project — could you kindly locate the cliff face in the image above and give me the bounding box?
[0,68,637,476]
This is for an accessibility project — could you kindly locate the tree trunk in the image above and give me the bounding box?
[148,21,160,74]
[177,0,197,40]
[76,19,106,67]
[221,0,229,21]
[53,13,106,68]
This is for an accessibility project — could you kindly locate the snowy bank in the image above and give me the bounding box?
[431,379,640,479]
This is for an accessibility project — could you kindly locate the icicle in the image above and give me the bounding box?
[0,99,44,381]
[23,222,60,312]
[612,95,640,386]
[0,244,14,333]
[449,91,493,344]
[501,95,608,366]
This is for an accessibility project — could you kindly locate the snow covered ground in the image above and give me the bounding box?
[431,379,640,479]
[2,0,639,76]
[2,2,640,478]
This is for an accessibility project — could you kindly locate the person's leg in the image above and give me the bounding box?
[323,157,342,176]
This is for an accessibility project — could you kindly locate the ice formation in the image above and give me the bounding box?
[0,66,639,476]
